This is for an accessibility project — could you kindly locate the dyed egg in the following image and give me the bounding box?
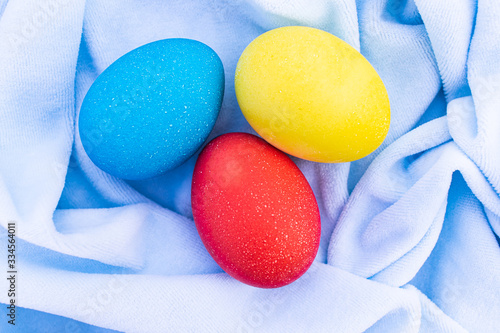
[79,39,224,180]
[191,132,321,288]
[235,26,390,163]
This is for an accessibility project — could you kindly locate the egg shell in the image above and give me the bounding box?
[79,38,224,180]
[235,26,390,163]
[191,132,321,288]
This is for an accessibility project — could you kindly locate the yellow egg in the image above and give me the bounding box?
[235,26,390,163]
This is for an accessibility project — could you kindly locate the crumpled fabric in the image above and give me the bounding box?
[0,0,499,332]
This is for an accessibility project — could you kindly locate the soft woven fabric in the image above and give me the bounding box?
[1,0,499,332]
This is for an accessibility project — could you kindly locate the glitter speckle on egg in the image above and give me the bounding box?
[191,132,321,288]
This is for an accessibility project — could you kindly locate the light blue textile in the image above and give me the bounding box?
[1,0,499,332]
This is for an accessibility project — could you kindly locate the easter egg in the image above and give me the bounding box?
[191,132,321,288]
[79,39,224,180]
[235,26,390,163]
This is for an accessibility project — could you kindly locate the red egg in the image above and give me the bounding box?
[191,132,320,288]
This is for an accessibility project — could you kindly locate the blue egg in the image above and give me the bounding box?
[79,39,224,180]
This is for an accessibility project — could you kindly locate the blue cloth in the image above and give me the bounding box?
[1,0,499,332]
